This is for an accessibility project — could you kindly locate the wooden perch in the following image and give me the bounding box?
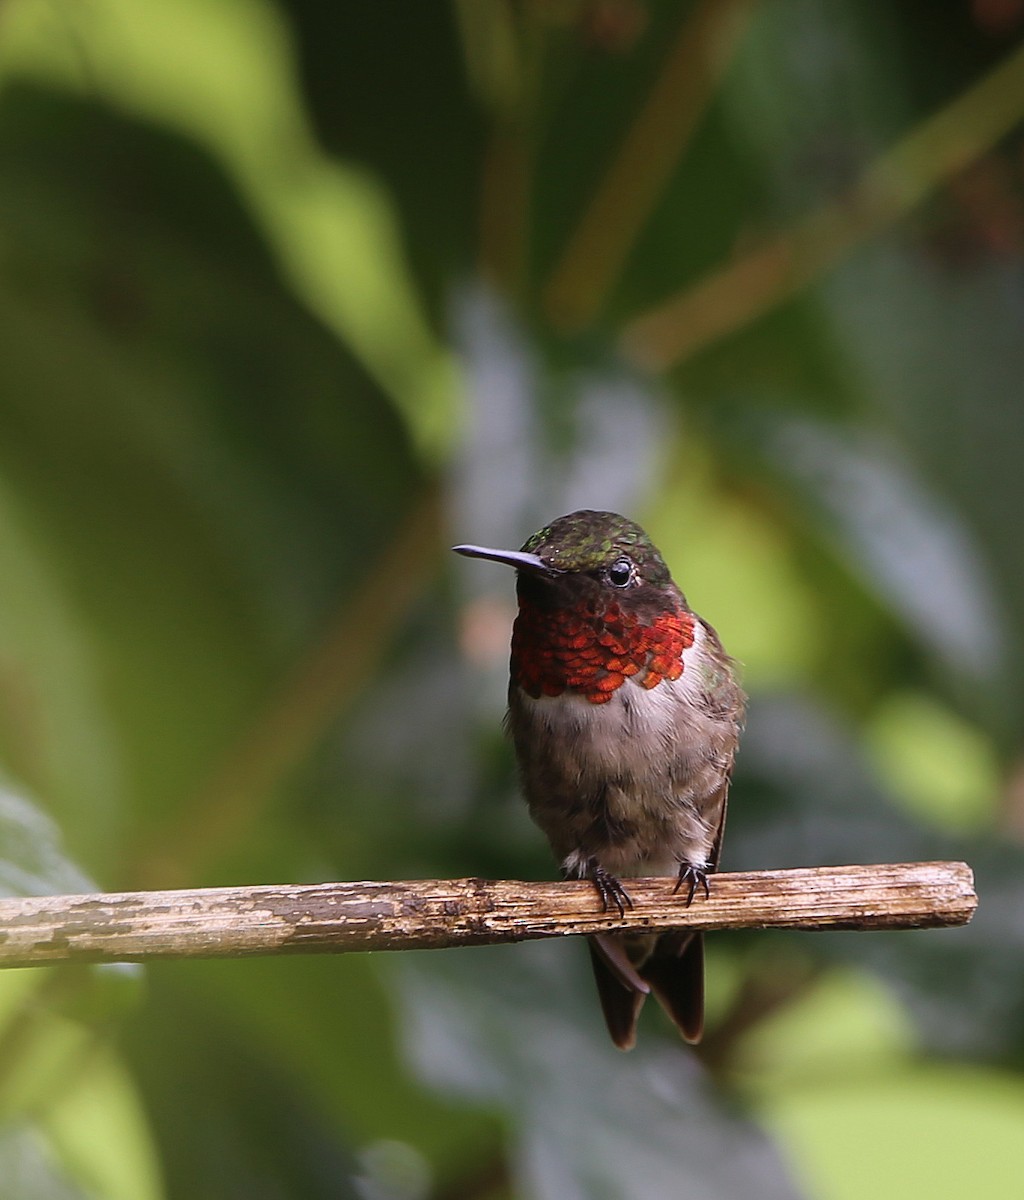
[0,862,975,970]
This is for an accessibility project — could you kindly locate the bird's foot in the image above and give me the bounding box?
[673,861,711,906]
[589,863,634,918]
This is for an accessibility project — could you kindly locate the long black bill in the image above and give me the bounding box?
[451,544,554,573]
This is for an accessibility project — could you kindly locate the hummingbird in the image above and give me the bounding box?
[454,510,744,1049]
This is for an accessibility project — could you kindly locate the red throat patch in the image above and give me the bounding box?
[511,599,695,704]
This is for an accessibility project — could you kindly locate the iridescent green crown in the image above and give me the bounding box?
[521,510,670,583]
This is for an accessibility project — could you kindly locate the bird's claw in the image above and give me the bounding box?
[591,865,634,918]
[673,862,711,906]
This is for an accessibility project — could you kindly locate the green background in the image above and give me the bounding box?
[0,2,1023,1196]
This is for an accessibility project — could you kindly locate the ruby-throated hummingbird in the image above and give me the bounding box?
[454,510,744,1049]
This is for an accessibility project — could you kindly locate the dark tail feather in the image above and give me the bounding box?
[587,938,647,1051]
[587,931,705,1048]
[640,931,705,1044]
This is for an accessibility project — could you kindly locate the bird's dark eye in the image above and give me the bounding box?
[607,558,633,587]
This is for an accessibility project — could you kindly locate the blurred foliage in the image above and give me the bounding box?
[1,0,1024,1196]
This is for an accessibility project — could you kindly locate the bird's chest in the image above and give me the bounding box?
[510,673,701,792]
[509,675,719,873]
[507,618,734,873]
[507,603,726,822]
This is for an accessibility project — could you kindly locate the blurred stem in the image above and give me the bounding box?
[697,955,823,1079]
[621,37,1024,370]
[431,1147,509,1200]
[479,122,534,293]
[999,754,1024,842]
[543,0,754,331]
[471,1,547,295]
[0,971,107,1119]
[130,488,442,889]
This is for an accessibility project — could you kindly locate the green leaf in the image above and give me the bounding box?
[0,1125,91,1200]
[122,967,369,1200]
[743,416,1008,692]
[395,942,804,1199]
[730,694,1024,1062]
[0,784,95,899]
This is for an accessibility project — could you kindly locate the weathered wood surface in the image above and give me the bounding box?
[0,862,976,969]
